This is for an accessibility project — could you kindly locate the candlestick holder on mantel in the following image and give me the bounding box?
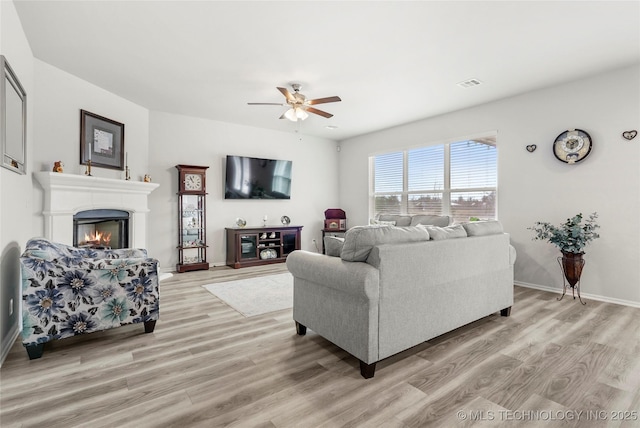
[124,151,130,180]
[84,159,92,176]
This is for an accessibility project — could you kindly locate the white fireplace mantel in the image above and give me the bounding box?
[34,172,159,248]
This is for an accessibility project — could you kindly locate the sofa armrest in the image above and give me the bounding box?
[286,250,379,299]
[287,250,381,365]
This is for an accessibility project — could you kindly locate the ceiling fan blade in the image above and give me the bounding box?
[306,106,333,118]
[247,102,285,106]
[278,113,287,120]
[308,96,341,105]
[277,87,295,102]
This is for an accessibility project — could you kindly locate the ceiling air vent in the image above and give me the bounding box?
[457,78,482,88]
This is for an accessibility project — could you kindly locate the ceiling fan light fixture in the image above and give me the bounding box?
[284,108,298,122]
[251,84,341,121]
[295,107,309,120]
[284,106,309,122]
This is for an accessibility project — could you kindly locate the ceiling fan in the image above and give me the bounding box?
[248,84,341,122]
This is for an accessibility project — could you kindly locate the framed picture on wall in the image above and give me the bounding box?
[80,109,125,170]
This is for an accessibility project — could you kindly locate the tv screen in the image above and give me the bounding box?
[225,155,292,199]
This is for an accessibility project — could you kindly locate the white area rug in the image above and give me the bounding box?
[202,273,293,317]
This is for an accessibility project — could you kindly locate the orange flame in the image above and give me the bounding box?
[83,231,112,246]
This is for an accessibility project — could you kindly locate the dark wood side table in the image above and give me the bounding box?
[226,225,303,268]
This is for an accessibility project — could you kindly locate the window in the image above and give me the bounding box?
[370,137,497,223]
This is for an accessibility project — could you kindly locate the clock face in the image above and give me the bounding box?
[184,173,202,191]
[553,129,592,164]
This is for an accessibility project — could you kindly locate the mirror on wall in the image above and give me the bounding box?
[1,55,27,175]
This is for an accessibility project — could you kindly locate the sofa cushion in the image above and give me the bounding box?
[410,215,451,227]
[341,225,431,262]
[324,236,345,257]
[378,214,412,227]
[424,224,467,240]
[461,220,503,236]
[370,219,396,226]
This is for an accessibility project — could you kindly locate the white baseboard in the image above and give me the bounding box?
[515,281,640,309]
[0,324,20,368]
[159,272,173,281]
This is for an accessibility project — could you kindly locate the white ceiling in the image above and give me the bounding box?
[13,1,640,141]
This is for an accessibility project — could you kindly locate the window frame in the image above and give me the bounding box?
[369,134,498,222]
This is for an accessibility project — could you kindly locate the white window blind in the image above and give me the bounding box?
[373,152,403,215]
[450,140,497,221]
[450,141,496,190]
[374,152,403,193]
[408,146,444,191]
[371,138,497,223]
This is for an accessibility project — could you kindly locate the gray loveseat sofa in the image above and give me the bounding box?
[286,219,516,378]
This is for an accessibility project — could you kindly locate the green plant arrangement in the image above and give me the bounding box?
[528,212,600,254]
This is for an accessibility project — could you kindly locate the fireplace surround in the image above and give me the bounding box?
[34,172,159,248]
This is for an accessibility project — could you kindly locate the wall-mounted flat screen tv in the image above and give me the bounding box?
[225,155,292,199]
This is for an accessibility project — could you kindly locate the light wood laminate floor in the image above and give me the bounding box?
[1,264,639,427]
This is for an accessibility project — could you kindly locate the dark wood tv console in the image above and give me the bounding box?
[226,225,303,269]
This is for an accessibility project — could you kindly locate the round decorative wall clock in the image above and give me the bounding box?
[553,129,592,164]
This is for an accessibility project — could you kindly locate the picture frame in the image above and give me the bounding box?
[1,55,27,175]
[80,110,125,170]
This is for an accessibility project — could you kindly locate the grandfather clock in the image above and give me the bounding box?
[176,164,209,273]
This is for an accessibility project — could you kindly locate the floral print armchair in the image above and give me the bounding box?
[20,238,160,359]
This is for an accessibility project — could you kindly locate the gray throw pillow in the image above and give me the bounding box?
[462,220,504,236]
[324,236,345,257]
[341,225,430,262]
[425,224,467,240]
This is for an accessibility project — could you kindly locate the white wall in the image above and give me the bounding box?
[30,59,150,237]
[148,111,340,270]
[0,35,150,364]
[0,0,34,365]
[338,65,640,306]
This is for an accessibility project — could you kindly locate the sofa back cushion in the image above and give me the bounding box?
[424,224,467,240]
[370,219,397,226]
[461,220,504,236]
[341,225,431,262]
[410,215,450,227]
[378,214,412,227]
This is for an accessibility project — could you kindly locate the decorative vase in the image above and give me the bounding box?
[560,251,585,286]
[557,251,586,304]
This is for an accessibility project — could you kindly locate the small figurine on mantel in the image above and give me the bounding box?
[52,161,64,173]
[143,174,151,182]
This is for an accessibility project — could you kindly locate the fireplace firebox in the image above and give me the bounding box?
[73,209,129,249]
